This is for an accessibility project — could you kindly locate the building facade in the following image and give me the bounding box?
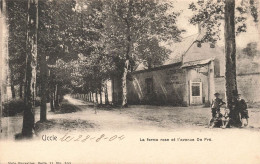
[112,33,260,106]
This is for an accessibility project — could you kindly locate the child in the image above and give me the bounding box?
[211,93,225,118]
[236,94,249,127]
[221,108,231,129]
[209,111,223,128]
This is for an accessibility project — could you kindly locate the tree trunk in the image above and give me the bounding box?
[40,53,47,121]
[49,69,54,111]
[0,0,9,116]
[224,0,241,126]
[19,84,23,99]
[121,0,133,107]
[121,60,129,107]
[54,84,59,109]
[10,75,15,99]
[22,0,38,138]
[99,87,102,105]
[105,82,109,105]
[95,91,98,104]
[53,89,55,111]
[50,90,54,112]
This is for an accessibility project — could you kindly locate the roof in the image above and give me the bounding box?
[181,58,215,68]
[164,33,201,65]
[133,32,223,72]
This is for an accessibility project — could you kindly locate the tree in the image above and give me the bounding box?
[0,0,9,115]
[224,0,240,126]
[39,49,47,121]
[37,0,77,113]
[22,0,38,137]
[7,0,27,100]
[101,0,182,106]
[189,0,258,126]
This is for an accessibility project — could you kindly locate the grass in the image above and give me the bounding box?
[35,119,96,134]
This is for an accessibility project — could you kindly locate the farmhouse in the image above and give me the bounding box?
[112,32,222,106]
[111,33,260,106]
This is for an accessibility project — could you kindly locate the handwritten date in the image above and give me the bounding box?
[60,133,125,142]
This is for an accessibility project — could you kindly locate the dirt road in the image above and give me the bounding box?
[1,95,259,140]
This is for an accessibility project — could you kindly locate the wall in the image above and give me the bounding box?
[215,73,260,102]
[127,63,186,105]
[183,43,225,77]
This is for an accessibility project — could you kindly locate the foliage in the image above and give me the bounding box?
[237,42,260,74]
[188,0,259,45]
[38,0,78,64]
[241,42,260,58]
[101,0,183,70]
[2,99,26,117]
[7,1,27,87]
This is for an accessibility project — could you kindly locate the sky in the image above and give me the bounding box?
[171,0,259,49]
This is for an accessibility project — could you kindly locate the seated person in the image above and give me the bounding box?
[221,108,231,129]
[209,111,223,128]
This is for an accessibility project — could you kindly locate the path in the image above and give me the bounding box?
[62,95,260,132]
[1,95,260,140]
[61,95,165,132]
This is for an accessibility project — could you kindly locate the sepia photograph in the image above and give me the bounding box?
[0,0,260,163]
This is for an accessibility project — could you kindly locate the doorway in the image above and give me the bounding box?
[189,81,202,105]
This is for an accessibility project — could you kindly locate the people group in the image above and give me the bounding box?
[208,92,249,129]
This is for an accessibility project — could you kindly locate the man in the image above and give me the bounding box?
[211,93,226,118]
[236,94,249,127]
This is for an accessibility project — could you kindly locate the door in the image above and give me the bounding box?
[189,81,202,105]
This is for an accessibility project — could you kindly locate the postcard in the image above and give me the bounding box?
[0,0,260,163]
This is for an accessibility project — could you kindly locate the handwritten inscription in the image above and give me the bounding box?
[41,134,125,142]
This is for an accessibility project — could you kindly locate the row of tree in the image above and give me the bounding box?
[2,0,184,137]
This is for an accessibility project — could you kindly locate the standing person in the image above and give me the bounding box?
[211,93,226,118]
[236,94,249,127]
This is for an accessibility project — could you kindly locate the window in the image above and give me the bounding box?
[145,78,153,94]
[192,83,200,96]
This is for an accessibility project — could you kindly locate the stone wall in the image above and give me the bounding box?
[215,73,260,102]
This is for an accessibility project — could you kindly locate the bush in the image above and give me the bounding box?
[34,97,41,107]
[2,99,26,117]
[56,100,81,114]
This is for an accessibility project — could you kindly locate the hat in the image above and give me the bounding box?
[214,93,220,96]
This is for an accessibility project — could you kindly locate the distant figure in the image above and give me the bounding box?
[221,108,231,129]
[211,93,226,118]
[209,111,223,128]
[236,94,249,127]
